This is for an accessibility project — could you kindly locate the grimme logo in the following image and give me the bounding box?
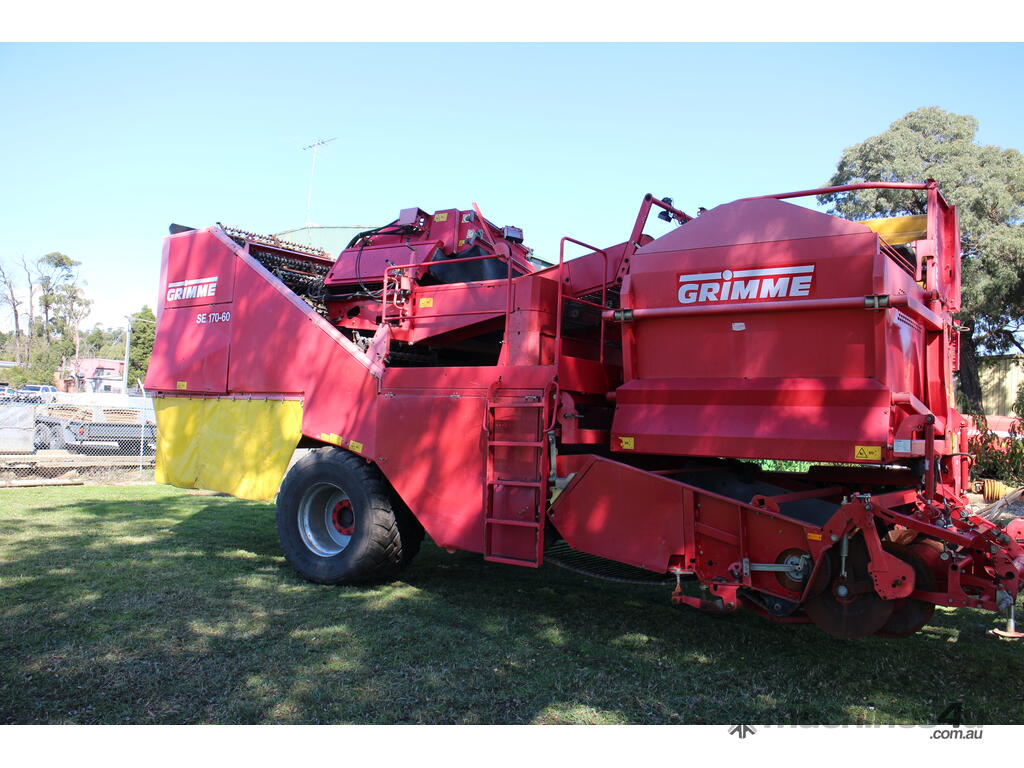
[678,265,815,304]
[166,276,218,302]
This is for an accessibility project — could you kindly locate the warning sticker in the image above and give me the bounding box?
[348,439,364,454]
[319,433,341,445]
[176,381,188,390]
[806,532,823,541]
[854,445,882,460]
[419,297,434,308]
[618,436,635,450]
[434,212,448,222]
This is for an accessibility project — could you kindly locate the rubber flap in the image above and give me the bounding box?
[154,397,302,502]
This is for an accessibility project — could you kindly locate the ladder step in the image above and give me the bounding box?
[484,386,547,568]
[484,554,542,568]
[485,517,542,529]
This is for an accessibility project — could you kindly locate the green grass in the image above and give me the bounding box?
[1,485,1022,725]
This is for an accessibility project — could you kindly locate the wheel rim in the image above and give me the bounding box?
[297,482,356,557]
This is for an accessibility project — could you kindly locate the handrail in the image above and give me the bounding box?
[626,193,692,258]
[555,237,609,373]
[602,292,943,331]
[743,181,936,201]
[743,180,950,289]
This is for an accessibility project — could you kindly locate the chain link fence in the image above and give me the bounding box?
[0,390,156,488]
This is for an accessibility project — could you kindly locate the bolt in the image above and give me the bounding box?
[836,585,849,597]
[831,534,840,542]
[940,552,950,561]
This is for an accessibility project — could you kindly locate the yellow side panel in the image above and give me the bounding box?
[154,397,303,502]
[860,214,928,245]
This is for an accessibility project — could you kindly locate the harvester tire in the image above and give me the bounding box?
[276,447,423,585]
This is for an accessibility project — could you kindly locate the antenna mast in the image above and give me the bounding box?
[303,137,338,227]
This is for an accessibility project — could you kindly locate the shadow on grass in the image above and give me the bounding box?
[1,489,1021,725]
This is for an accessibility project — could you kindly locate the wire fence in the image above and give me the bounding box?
[0,391,156,488]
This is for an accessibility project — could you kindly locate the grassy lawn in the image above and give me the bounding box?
[1,484,1022,725]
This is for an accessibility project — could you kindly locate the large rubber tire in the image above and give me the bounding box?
[33,424,52,450]
[276,447,424,585]
[48,426,66,450]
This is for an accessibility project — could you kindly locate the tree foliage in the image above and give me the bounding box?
[36,252,80,343]
[819,107,1024,411]
[128,305,156,388]
[0,251,154,393]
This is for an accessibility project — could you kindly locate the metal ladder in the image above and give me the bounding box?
[483,387,549,567]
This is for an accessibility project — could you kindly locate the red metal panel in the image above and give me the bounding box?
[160,230,235,309]
[374,393,487,553]
[226,246,381,455]
[611,377,891,463]
[399,281,507,344]
[552,456,686,572]
[551,455,815,591]
[381,364,555,392]
[144,305,231,393]
[226,250,374,395]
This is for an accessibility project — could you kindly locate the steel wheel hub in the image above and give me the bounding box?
[298,482,356,556]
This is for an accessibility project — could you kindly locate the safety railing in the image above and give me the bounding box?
[554,237,609,370]
[626,194,692,259]
[743,180,938,202]
[879,240,918,278]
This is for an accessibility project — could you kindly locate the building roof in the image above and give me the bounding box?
[60,358,125,379]
[273,225,373,256]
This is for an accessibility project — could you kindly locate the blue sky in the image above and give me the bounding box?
[1,42,1022,330]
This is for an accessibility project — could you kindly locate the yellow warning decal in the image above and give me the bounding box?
[176,381,187,390]
[855,445,882,460]
[619,436,635,450]
[458,239,465,247]
[434,212,448,222]
[806,532,823,541]
[319,433,341,445]
[419,297,434,308]
[348,439,364,454]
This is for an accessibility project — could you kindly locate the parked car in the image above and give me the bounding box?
[19,385,58,403]
[0,388,43,404]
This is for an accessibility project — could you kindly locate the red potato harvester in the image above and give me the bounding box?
[146,182,1024,639]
